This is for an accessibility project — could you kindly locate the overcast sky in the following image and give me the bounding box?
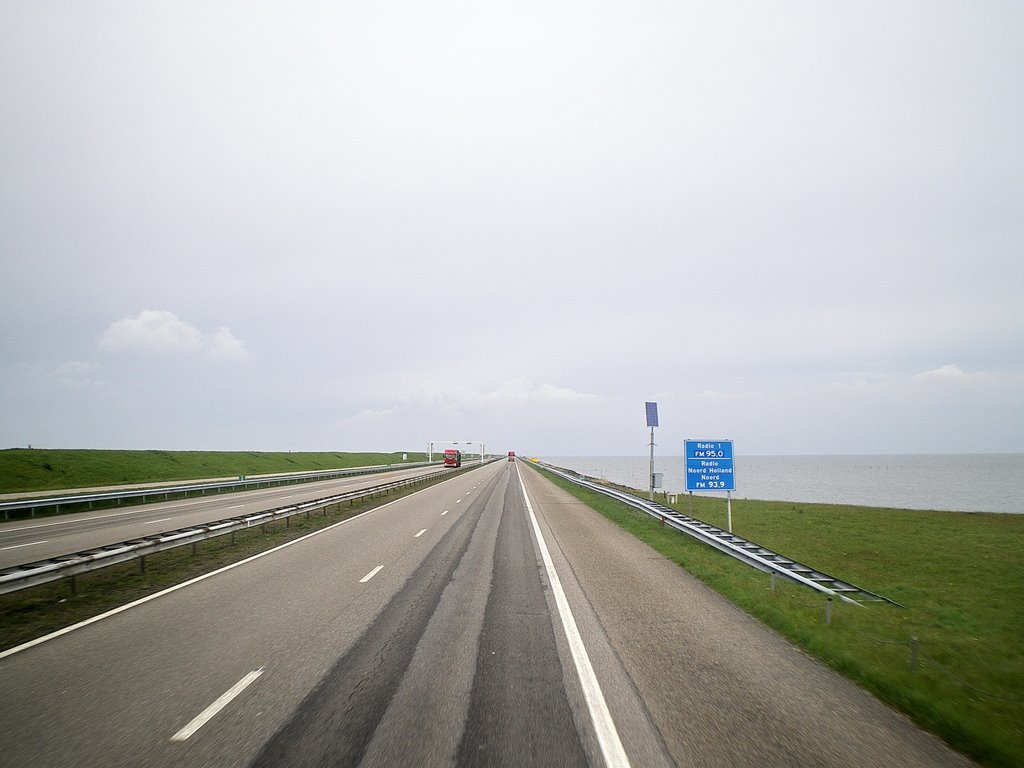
[2,1,1022,457]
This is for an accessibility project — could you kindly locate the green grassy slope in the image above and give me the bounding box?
[0,449,428,493]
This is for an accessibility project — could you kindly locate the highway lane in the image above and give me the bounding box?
[0,460,974,767]
[1,460,626,767]
[0,464,451,568]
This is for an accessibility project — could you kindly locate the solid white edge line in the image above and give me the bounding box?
[171,668,264,741]
[1,540,48,551]
[517,467,631,768]
[0,482,345,534]
[0,490,424,661]
[360,565,384,583]
[0,505,203,531]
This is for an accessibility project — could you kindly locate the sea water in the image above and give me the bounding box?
[541,454,1024,513]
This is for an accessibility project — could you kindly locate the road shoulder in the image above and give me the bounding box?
[519,464,975,768]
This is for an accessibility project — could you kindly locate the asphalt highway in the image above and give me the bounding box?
[0,464,445,569]
[0,461,974,767]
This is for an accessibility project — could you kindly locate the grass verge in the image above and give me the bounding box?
[530,466,1024,768]
[0,448,429,494]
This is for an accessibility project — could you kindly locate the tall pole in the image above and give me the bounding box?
[648,426,655,501]
[645,401,659,502]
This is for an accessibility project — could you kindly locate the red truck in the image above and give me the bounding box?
[507,451,515,462]
[443,449,462,468]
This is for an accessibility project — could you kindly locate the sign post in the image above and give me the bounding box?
[645,402,659,501]
[684,439,736,531]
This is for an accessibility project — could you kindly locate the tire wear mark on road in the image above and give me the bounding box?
[456,474,588,767]
[248,472,504,768]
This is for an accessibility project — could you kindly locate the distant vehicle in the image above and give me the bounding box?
[443,449,462,468]
[507,451,515,461]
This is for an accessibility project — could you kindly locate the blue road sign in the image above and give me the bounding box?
[645,402,659,428]
[684,440,735,491]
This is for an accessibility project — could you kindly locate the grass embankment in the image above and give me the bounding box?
[0,465,466,653]
[532,467,1024,768]
[0,449,428,494]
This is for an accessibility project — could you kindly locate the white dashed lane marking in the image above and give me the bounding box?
[171,669,264,742]
[360,565,384,583]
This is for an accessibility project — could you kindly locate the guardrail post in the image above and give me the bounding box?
[910,637,919,671]
[770,572,776,593]
[825,597,832,625]
[139,555,146,574]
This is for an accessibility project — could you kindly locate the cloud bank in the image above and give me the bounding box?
[99,310,247,361]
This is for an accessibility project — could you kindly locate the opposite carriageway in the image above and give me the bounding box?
[0,462,437,520]
[0,462,498,596]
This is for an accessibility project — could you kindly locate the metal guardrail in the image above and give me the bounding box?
[0,463,478,596]
[0,462,436,520]
[533,461,902,607]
